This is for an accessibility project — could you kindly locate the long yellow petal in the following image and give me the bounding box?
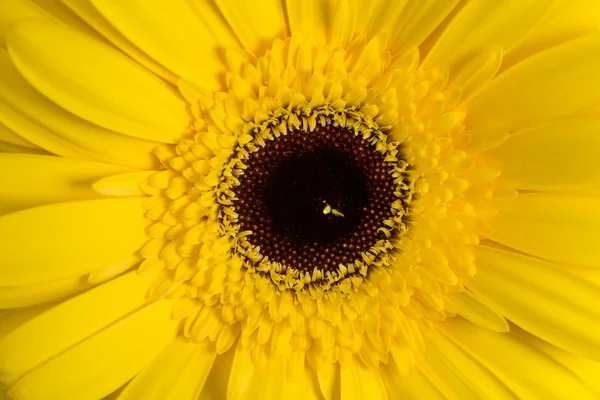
[449,48,503,105]
[214,0,286,55]
[227,343,255,400]
[380,360,446,400]
[0,141,46,155]
[466,34,600,131]
[505,0,600,70]
[0,304,52,342]
[421,327,517,400]
[241,357,286,400]
[91,0,238,92]
[0,154,129,215]
[24,0,102,38]
[422,0,553,72]
[0,198,148,285]
[511,325,600,396]
[282,363,323,400]
[7,300,179,400]
[0,97,79,158]
[0,275,93,309]
[413,356,480,400]
[445,290,509,333]
[328,0,354,49]
[469,245,600,360]
[6,20,189,143]
[489,193,600,268]
[0,121,37,149]
[354,0,407,40]
[0,270,158,385]
[93,170,156,197]
[0,0,79,47]
[390,0,459,53]
[439,318,597,400]
[285,0,331,44]
[62,0,178,84]
[198,343,236,399]
[340,356,387,400]
[0,48,159,169]
[485,117,600,191]
[317,361,340,400]
[118,337,217,400]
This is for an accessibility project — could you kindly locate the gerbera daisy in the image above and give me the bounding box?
[1,0,600,399]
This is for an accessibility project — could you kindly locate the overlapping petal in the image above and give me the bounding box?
[91,0,239,92]
[0,1,598,400]
[6,20,190,143]
[0,198,148,285]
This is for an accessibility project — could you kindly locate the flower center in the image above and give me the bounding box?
[234,125,397,274]
[136,34,492,368]
[216,105,413,291]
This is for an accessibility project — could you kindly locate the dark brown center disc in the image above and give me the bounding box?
[233,125,397,273]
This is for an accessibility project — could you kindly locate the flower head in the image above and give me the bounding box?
[1,1,600,399]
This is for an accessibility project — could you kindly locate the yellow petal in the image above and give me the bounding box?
[93,170,156,196]
[354,0,407,40]
[380,360,445,400]
[0,270,159,385]
[485,117,600,191]
[505,0,600,70]
[6,20,189,143]
[466,34,600,131]
[214,0,286,55]
[240,357,286,400]
[103,387,127,400]
[91,0,238,92]
[0,198,148,285]
[317,361,340,400]
[26,0,102,38]
[282,363,323,400]
[469,245,600,360]
[413,355,481,399]
[285,0,331,44]
[490,193,600,268]
[420,327,516,400]
[7,300,179,400]
[0,121,37,149]
[199,343,236,400]
[227,342,254,400]
[0,141,46,155]
[439,318,598,400]
[63,0,178,84]
[0,48,159,169]
[463,128,509,154]
[511,325,600,396]
[0,304,53,342]
[0,0,75,47]
[445,290,509,333]
[0,275,93,309]
[87,254,141,285]
[118,337,217,400]
[422,0,553,72]
[0,154,129,214]
[390,0,459,52]
[329,0,354,49]
[340,356,387,400]
[449,48,503,105]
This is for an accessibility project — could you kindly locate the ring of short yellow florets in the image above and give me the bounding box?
[215,103,416,292]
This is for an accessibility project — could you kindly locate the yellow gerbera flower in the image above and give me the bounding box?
[1,0,600,399]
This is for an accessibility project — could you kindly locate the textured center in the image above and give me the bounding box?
[234,125,396,273]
